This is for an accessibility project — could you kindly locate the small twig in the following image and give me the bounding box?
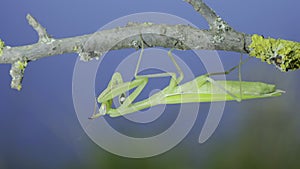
[184,0,232,31]
[184,0,235,46]
[9,60,27,91]
[26,14,53,43]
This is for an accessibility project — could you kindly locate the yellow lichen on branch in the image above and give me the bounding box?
[0,39,4,56]
[249,34,300,72]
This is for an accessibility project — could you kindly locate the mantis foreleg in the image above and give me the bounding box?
[97,72,125,104]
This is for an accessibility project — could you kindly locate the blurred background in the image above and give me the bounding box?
[1,0,300,168]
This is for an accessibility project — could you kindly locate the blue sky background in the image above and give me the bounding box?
[1,0,300,168]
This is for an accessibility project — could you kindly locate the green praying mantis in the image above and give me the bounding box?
[89,42,284,119]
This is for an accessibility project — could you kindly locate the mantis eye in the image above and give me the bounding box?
[119,93,126,105]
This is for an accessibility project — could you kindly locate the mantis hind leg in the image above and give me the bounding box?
[207,54,250,77]
[205,54,250,102]
[167,48,184,85]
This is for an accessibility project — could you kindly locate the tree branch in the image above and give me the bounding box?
[0,23,249,64]
[0,0,299,90]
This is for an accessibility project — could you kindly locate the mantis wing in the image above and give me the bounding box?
[163,80,284,104]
